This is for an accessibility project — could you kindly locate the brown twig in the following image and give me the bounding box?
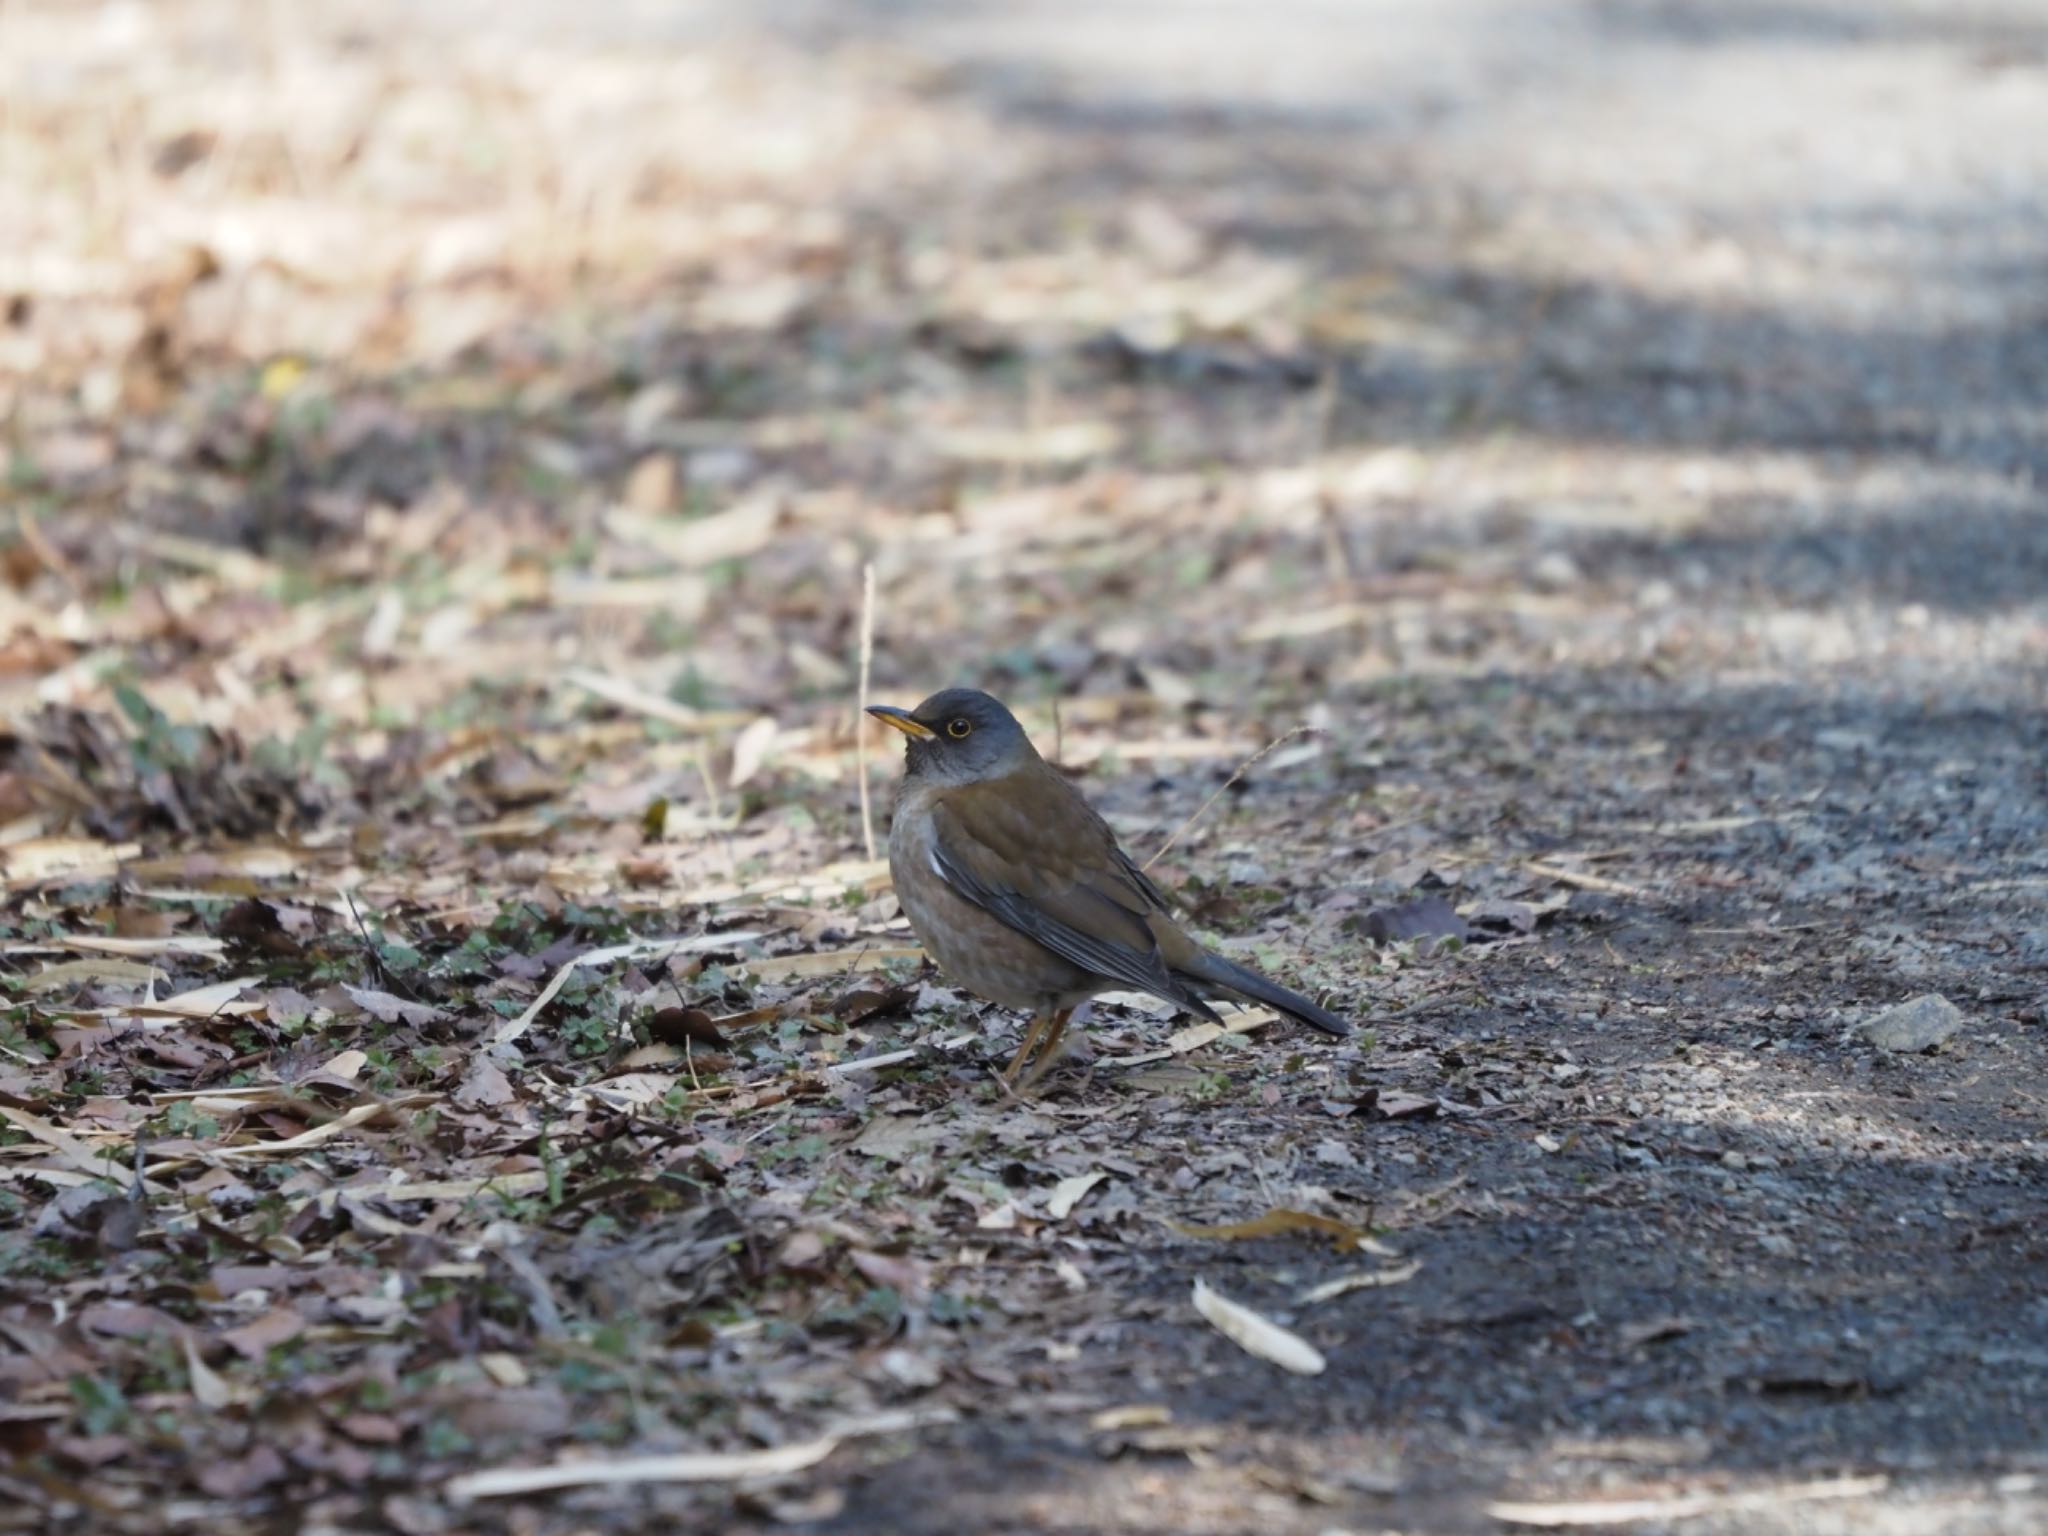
[1143,726,1314,872]
[1522,860,1653,900]
[856,560,878,861]
[342,888,421,1000]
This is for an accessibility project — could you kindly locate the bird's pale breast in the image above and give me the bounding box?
[888,782,1097,1011]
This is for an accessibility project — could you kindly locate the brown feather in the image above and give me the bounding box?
[878,690,1350,1050]
[922,763,1219,1020]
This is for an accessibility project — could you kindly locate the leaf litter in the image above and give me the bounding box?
[0,2,2042,1534]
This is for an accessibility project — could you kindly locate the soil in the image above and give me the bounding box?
[1,2,2043,1533]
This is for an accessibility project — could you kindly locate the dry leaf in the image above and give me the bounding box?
[129,976,264,1019]
[727,715,779,790]
[319,1048,367,1081]
[1371,1092,1439,1120]
[220,1307,307,1361]
[1190,1280,1326,1376]
[2,934,224,958]
[1170,1208,1382,1252]
[975,1202,1019,1231]
[1045,1171,1107,1220]
[479,1352,530,1388]
[447,1436,840,1500]
[1486,1474,1888,1528]
[0,837,141,889]
[1354,895,1471,945]
[453,1057,515,1108]
[342,984,447,1027]
[1298,1260,1423,1304]
[183,1334,242,1409]
[850,1114,926,1163]
[23,958,163,992]
[1089,1405,1173,1432]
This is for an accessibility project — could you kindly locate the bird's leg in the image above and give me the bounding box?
[1015,1006,1075,1095]
[1003,1010,1055,1084]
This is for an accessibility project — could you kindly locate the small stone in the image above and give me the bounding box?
[1529,550,1582,591]
[877,1348,942,1389]
[1861,993,1965,1053]
[623,452,678,512]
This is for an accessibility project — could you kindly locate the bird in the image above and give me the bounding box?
[867,688,1350,1092]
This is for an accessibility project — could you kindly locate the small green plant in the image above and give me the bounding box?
[111,682,205,773]
[158,1100,221,1140]
[70,1374,131,1435]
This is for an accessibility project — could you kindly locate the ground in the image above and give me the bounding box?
[1,1,2045,1532]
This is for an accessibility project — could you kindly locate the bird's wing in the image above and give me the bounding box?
[927,776,1219,1019]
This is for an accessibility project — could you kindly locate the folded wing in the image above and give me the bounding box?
[928,784,1221,1022]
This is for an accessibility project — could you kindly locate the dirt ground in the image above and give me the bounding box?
[1,1,2044,1532]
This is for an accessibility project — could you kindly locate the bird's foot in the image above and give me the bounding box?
[1001,1011,1055,1084]
[1001,1006,1076,1097]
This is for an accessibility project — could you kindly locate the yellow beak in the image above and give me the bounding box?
[866,705,935,739]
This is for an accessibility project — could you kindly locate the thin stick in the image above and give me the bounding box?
[1522,860,1653,901]
[1143,726,1313,872]
[342,889,419,1000]
[856,561,878,861]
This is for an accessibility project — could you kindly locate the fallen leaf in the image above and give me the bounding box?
[1089,1404,1173,1432]
[2,934,224,958]
[447,1437,840,1500]
[453,1057,515,1108]
[1298,1260,1423,1304]
[183,1334,241,1409]
[196,1444,287,1498]
[0,837,141,889]
[829,982,915,1025]
[342,984,448,1027]
[850,1249,926,1298]
[23,958,162,993]
[1191,1280,1326,1376]
[124,976,265,1019]
[220,1306,307,1360]
[1369,1091,1439,1120]
[727,715,779,790]
[648,1007,728,1048]
[1486,1474,1888,1528]
[850,1114,928,1162]
[1618,1315,1697,1349]
[1046,1171,1107,1220]
[319,1048,368,1081]
[1171,1208,1386,1252]
[479,1352,529,1387]
[1353,896,1470,945]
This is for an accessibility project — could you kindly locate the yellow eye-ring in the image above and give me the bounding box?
[946,718,972,738]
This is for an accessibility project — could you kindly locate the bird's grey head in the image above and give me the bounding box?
[866,688,1039,785]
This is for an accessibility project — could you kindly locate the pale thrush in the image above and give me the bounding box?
[868,688,1350,1091]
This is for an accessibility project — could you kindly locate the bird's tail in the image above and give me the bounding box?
[1178,950,1352,1037]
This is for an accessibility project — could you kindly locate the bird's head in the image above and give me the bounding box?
[866,688,1038,785]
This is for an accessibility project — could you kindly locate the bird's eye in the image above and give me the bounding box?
[946,718,972,738]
